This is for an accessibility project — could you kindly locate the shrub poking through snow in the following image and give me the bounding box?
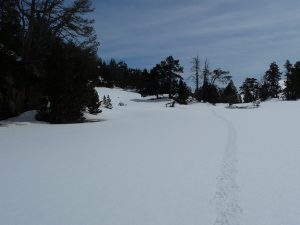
[102,95,107,106]
[102,95,113,109]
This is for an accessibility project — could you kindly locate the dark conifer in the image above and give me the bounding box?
[175,80,191,104]
[240,78,259,103]
[284,60,294,100]
[263,62,282,98]
[159,56,184,98]
[222,80,240,104]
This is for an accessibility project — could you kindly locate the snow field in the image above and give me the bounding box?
[0,88,300,225]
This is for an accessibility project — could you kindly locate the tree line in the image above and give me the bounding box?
[98,56,240,105]
[240,61,300,103]
[99,56,300,106]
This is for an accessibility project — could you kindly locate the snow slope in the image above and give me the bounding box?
[0,88,299,225]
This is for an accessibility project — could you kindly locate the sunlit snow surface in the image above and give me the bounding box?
[1,88,300,225]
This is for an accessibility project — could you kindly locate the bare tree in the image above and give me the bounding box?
[17,0,98,62]
[203,59,210,86]
[190,55,200,91]
[210,68,231,85]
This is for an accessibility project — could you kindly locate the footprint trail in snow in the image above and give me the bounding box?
[212,110,242,225]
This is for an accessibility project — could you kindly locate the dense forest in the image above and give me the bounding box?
[1,0,300,123]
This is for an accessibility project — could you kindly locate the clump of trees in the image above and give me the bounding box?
[190,58,240,104]
[141,56,191,104]
[0,0,101,123]
[240,62,282,103]
[98,59,147,90]
[99,56,191,104]
[102,95,113,109]
[240,60,300,103]
[98,56,300,106]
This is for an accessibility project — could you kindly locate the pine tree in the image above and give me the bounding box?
[284,60,294,100]
[258,81,269,101]
[240,78,259,103]
[102,95,107,106]
[159,56,184,98]
[264,62,282,98]
[290,61,300,99]
[222,80,240,105]
[106,95,113,109]
[175,80,191,104]
[202,84,219,104]
[38,41,101,123]
[140,65,162,98]
[0,0,26,119]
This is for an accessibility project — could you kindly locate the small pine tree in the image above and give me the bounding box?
[106,95,113,109]
[102,95,107,106]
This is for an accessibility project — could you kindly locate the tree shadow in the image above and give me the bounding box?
[131,97,170,103]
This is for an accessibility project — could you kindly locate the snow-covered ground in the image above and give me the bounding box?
[0,88,300,225]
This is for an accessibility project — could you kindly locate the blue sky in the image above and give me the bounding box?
[92,0,300,86]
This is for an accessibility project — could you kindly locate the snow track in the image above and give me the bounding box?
[212,110,242,225]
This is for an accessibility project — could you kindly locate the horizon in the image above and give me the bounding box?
[93,0,300,86]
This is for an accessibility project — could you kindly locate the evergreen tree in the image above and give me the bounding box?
[289,61,300,99]
[98,60,114,88]
[222,80,240,104]
[139,66,161,98]
[159,56,184,98]
[0,0,26,119]
[106,95,113,109]
[37,41,101,123]
[102,95,107,106]
[258,80,269,101]
[175,80,191,104]
[263,62,282,98]
[240,78,259,103]
[202,84,220,104]
[284,60,294,100]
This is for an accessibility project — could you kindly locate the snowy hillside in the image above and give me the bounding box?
[1,88,300,225]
